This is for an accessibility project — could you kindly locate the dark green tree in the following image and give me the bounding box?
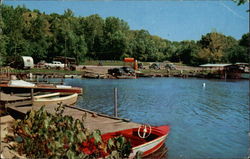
[81,14,104,59]
[102,17,130,60]
[226,45,249,63]
[197,32,229,63]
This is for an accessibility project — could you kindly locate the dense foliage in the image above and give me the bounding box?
[0,4,249,66]
[5,105,136,158]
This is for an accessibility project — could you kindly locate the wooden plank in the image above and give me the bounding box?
[0,92,30,101]
[6,105,140,134]
[5,100,32,107]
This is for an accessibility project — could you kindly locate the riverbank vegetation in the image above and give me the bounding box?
[0,4,249,67]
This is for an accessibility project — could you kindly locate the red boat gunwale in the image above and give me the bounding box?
[101,125,170,157]
[0,83,83,94]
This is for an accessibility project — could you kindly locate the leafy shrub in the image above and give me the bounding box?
[5,105,137,158]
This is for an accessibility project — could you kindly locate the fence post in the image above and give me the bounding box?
[114,88,118,117]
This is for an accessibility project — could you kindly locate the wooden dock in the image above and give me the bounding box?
[7,104,140,134]
[0,102,140,158]
[1,93,140,158]
[1,91,140,134]
[0,92,32,115]
[0,92,30,102]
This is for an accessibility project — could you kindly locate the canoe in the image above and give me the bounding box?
[33,92,78,107]
[101,125,170,158]
[0,80,83,94]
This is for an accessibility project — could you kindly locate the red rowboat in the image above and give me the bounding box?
[101,125,170,158]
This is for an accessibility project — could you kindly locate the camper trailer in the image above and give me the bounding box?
[21,56,34,69]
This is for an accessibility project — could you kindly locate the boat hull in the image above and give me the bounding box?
[101,125,170,158]
[131,134,168,157]
[33,93,78,107]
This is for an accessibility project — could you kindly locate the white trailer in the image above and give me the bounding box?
[21,56,34,69]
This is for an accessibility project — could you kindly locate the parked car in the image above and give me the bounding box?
[149,63,160,69]
[121,67,135,74]
[45,61,65,69]
[165,63,176,70]
[108,68,126,76]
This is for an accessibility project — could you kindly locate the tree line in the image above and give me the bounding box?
[0,5,249,66]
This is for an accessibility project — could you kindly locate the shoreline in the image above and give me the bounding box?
[0,65,249,80]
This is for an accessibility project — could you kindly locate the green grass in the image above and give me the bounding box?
[11,68,83,74]
[82,60,124,66]
[81,60,188,67]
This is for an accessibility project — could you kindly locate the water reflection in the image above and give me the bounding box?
[53,78,249,159]
[144,144,168,159]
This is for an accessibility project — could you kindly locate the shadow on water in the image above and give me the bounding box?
[143,144,168,159]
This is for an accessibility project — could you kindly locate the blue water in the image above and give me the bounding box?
[62,77,249,159]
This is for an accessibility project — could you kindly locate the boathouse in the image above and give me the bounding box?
[200,63,245,79]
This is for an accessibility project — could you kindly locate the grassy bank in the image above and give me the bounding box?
[1,64,215,79]
[82,60,186,67]
[82,60,124,66]
[11,68,83,75]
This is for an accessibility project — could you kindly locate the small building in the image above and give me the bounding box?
[235,63,249,73]
[200,63,245,79]
[199,64,232,70]
[21,56,34,69]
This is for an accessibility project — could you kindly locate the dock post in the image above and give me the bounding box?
[31,88,34,110]
[114,88,118,117]
[31,88,34,101]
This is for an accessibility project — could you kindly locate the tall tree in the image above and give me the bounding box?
[197,32,228,63]
[102,17,130,60]
[81,14,104,59]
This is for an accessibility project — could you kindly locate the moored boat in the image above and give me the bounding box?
[33,92,78,107]
[101,125,170,158]
[0,80,83,94]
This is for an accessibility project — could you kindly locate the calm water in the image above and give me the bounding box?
[62,77,249,159]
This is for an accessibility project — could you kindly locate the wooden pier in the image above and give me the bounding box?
[1,92,141,158]
[0,92,32,115]
[7,104,140,134]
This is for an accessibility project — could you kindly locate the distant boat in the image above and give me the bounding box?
[0,80,83,94]
[33,92,78,107]
[101,125,170,158]
[116,75,136,79]
[64,75,82,78]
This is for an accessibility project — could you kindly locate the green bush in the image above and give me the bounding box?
[5,105,137,159]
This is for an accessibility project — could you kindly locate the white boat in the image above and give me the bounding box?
[33,93,78,107]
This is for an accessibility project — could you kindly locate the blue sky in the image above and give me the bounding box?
[4,0,249,41]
